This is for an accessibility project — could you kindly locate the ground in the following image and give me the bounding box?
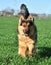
[0,16,51,65]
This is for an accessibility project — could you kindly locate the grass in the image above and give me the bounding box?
[0,16,51,65]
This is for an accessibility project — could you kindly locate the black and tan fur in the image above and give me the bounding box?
[18,4,37,57]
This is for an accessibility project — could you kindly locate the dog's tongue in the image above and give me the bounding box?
[25,34,28,36]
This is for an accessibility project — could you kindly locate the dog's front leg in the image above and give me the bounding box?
[28,44,34,57]
[18,45,27,57]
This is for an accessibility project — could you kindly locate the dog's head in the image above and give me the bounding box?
[20,20,33,36]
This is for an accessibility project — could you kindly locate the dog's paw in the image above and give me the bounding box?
[29,52,33,57]
[18,51,26,58]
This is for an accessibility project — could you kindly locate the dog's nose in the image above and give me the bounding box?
[24,30,30,35]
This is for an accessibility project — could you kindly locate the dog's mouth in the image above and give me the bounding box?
[25,34,28,36]
[23,30,30,36]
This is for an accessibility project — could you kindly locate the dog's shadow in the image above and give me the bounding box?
[36,47,51,58]
[33,24,51,58]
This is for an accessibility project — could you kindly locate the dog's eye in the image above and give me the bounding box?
[28,22,33,27]
[20,22,22,26]
[30,22,33,26]
[27,20,33,26]
[20,20,25,26]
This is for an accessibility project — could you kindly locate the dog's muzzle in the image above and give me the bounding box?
[23,30,30,36]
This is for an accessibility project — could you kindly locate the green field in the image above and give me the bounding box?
[0,16,51,65]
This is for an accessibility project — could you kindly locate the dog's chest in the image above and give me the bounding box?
[18,35,34,44]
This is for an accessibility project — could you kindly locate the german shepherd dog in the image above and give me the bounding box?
[18,4,37,57]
